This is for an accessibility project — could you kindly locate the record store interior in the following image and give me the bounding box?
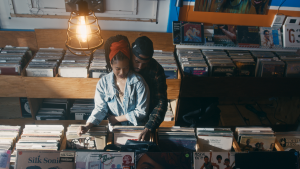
[0,0,300,168]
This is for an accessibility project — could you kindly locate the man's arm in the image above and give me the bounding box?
[138,65,168,141]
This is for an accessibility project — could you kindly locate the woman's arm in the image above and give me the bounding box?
[126,79,150,126]
[78,79,109,136]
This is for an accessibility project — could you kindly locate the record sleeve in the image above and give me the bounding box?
[0,150,10,169]
[237,26,260,47]
[172,21,181,44]
[194,152,235,169]
[214,25,237,46]
[136,152,191,169]
[259,27,282,48]
[180,22,204,44]
[239,135,276,152]
[14,150,75,169]
[76,152,134,169]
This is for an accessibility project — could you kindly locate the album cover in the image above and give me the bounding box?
[0,150,10,169]
[14,150,75,169]
[214,25,237,46]
[194,152,235,169]
[276,132,300,151]
[136,152,191,169]
[285,61,300,77]
[260,27,282,48]
[19,97,31,118]
[239,135,276,152]
[173,21,181,45]
[181,22,204,44]
[237,26,260,47]
[194,0,271,14]
[76,152,134,169]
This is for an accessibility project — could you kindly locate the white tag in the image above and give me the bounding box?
[76,52,81,55]
[48,47,54,49]
[60,152,75,158]
[154,50,163,53]
[1,52,7,53]
[15,67,18,72]
[5,45,12,47]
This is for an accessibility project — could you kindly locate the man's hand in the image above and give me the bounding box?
[138,128,151,141]
[108,115,119,125]
[77,125,90,136]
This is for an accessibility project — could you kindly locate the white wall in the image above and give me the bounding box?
[0,0,170,32]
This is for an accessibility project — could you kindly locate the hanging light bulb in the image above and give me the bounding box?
[66,0,103,56]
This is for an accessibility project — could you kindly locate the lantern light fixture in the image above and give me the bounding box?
[65,0,103,56]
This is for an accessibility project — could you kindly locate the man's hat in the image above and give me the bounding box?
[132,36,154,60]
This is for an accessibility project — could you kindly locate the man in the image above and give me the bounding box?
[261,30,274,47]
[132,36,168,141]
[242,139,253,152]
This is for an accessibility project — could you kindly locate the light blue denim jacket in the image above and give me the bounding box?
[87,70,150,126]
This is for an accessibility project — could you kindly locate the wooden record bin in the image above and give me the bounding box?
[0,29,181,128]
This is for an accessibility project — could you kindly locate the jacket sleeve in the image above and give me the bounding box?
[126,79,150,126]
[87,79,109,125]
[145,67,168,131]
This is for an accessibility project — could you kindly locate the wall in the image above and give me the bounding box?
[179,0,300,27]
[0,0,170,32]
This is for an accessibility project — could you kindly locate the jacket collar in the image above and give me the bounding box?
[108,70,140,86]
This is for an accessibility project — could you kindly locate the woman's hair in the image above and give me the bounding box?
[104,35,131,72]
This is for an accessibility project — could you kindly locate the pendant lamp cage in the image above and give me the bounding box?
[65,0,103,56]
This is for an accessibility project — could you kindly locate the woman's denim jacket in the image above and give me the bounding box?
[87,70,150,126]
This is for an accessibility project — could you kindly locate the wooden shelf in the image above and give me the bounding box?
[180,77,300,97]
[0,75,26,97]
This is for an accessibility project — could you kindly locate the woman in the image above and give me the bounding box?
[78,35,149,135]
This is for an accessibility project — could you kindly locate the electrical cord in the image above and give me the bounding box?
[277,0,287,15]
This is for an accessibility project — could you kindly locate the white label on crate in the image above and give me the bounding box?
[92,72,107,78]
[5,45,13,47]
[1,52,7,53]
[60,152,75,158]
[0,70,1,74]
[15,67,18,72]
[59,67,87,78]
[48,47,54,49]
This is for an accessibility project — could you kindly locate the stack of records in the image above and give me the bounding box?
[36,99,69,120]
[112,126,144,145]
[58,50,91,78]
[275,52,300,77]
[76,152,134,169]
[177,49,208,77]
[203,49,236,77]
[276,51,300,61]
[153,51,178,79]
[255,57,285,77]
[275,131,300,151]
[194,152,236,169]
[66,124,107,150]
[0,46,32,75]
[197,128,233,152]
[235,127,275,152]
[228,50,256,76]
[26,48,65,77]
[158,126,196,152]
[0,125,21,150]
[16,125,64,151]
[164,100,174,121]
[251,51,277,60]
[70,99,94,120]
[89,49,108,78]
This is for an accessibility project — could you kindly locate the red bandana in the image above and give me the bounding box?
[109,40,130,61]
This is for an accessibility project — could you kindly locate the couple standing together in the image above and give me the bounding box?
[77,35,168,141]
